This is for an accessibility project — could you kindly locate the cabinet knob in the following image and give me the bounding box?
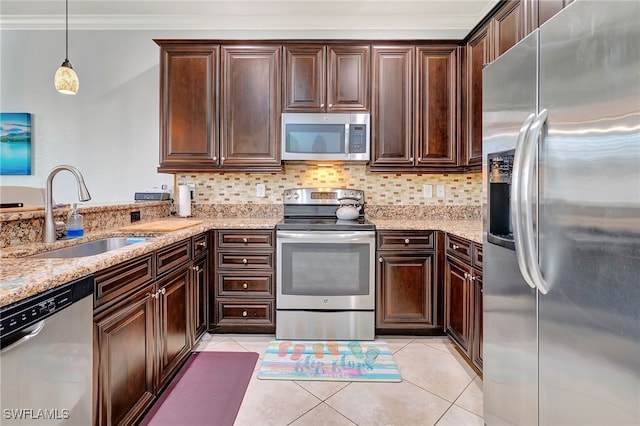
[192,265,200,272]
[160,288,166,295]
[242,258,248,264]
[212,156,217,161]
[242,310,248,317]
[328,103,333,108]
[464,272,469,279]
[242,282,249,289]
[409,157,414,162]
[320,103,325,108]
[452,244,459,250]
[147,292,156,299]
[417,157,422,161]
[404,238,410,244]
[378,257,383,263]
[242,237,248,244]
[221,156,226,161]
[197,241,207,249]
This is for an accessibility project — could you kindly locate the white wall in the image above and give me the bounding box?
[1,29,176,204]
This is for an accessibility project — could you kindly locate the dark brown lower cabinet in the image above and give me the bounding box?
[444,233,483,373]
[376,230,442,334]
[94,283,156,426]
[444,256,472,352]
[94,234,210,425]
[156,265,192,389]
[191,253,209,343]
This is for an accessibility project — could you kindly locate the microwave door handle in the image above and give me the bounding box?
[345,123,350,154]
[521,109,549,295]
[511,113,537,290]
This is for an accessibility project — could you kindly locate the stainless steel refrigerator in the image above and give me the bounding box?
[482,1,640,425]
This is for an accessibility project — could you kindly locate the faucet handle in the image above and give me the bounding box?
[55,221,67,240]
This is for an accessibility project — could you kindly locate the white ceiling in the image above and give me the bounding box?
[0,0,500,39]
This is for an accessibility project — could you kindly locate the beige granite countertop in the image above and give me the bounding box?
[0,217,482,308]
[370,219,483,244]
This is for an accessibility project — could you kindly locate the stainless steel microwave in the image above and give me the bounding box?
[281,113,370,161]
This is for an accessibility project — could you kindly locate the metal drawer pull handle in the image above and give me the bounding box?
[242,282,249,289]
[197,241,207,249]
[242,310,248,317]
[452,244,459,250]
[242,258,248,264]
[404,238,410,244]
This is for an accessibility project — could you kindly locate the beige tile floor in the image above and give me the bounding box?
[194,334,483,426]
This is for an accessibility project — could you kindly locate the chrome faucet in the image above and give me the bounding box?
[44,165,92,242]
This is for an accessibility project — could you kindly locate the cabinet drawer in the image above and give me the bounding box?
[377,230,436,250]
[156,239,191,277]
[473,243,483,269]
[216,301,274,323]
[446,234,472,263]
[192,232,209,258]
[217,252,274,269]
[94,255,154,310]
[217,273,273,297]
[216,230,274,249]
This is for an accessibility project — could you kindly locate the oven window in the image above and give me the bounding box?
[280,242,371,296]
[285,124,345,154]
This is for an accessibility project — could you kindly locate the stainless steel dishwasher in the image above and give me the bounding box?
[0,275,93,425]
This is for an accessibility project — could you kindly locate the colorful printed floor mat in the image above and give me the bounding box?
[257,340,402,382]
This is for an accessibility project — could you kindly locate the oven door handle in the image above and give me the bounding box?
[277,231,375,241]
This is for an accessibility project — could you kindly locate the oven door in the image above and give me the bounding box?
[276,230,375,310]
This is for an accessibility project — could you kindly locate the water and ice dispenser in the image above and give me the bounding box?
[487,150,515,249]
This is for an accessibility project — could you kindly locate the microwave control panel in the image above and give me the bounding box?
[348,124,367,153]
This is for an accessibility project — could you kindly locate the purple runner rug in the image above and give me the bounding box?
[139,351,259,426]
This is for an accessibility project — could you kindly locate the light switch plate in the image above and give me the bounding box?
[256,183,266,197]
[423,184,433,198]
[436,184,445,197]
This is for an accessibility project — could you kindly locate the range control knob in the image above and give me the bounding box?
[293,192,300,199]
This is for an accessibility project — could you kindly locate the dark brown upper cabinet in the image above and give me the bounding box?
[492,0,526,59]
[220,45,282,170]
[156,41,282,173]
[283,44,370,112]
[371,44,458,172]
[157,43,219,172]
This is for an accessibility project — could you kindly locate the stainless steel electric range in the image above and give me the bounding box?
[275,188,376,340]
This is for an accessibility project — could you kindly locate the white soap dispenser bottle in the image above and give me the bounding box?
[67,203,84,238]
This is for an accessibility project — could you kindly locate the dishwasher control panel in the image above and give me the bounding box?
[0,275,93,343]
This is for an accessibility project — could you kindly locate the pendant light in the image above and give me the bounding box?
[54,0,79,95]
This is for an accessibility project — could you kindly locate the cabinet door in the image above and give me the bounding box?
[156,265,192,389]
[462,23,492,168]
[327,45,370,112]
[283,45,325,111]
[415,46,458,167]
[536,0,574,26]
[445,257,471,353]
[377,252,434,329]
[220,45,282,168]
[371,46,414,167]
[94,284,155,426]
[493,0,526,58]
[157,43,219,172]
[192,254,209,343]
[472,271,483,371]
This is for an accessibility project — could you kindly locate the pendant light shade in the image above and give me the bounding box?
[54,0,79,95]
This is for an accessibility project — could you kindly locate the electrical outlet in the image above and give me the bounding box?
[423,184,433,198]
[436,184,445,197]
[256,183,266,197]
[130,211,141,222]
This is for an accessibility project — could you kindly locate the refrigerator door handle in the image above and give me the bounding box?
[521,109,549,294]
[511,113,537,290]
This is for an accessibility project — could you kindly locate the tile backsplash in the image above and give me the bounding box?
[178,163,481,206]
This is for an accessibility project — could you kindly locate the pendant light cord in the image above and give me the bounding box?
[65,0,69,61]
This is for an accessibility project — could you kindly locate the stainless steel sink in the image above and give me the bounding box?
[29,237,149,259]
